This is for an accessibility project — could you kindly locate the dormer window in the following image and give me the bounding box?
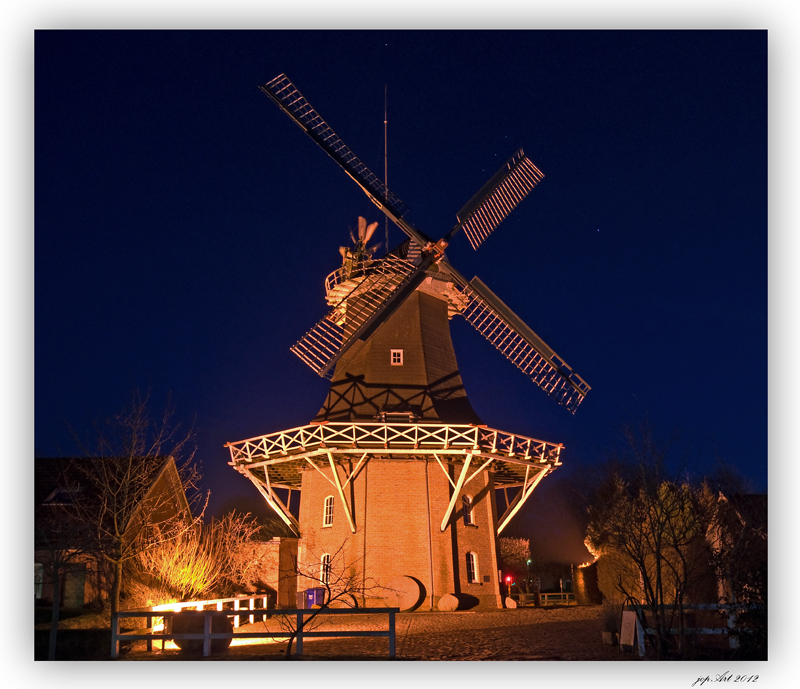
[390,349,403,366]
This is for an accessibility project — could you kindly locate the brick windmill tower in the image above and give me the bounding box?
[226,75,590,610]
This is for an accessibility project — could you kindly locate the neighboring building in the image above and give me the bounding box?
[708,493,767,605]
[242,537,298,609]
[589,492,767,607]
[34,455,191,608]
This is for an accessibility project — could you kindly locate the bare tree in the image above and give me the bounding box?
[128,511,264,605]
[69,389,206,615]
[259,540,389,659]
[498,536,531,594]
[585,421,716,658]
[705,462,767,658]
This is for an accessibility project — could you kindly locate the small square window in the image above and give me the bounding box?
[390,349,403,366]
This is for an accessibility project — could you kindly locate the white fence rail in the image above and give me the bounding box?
[513,592,576,606]
[111,598,399,659]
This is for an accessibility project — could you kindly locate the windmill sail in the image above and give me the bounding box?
[454,150,544,250]
[262,74,590,413]
[260,75,411,221]
[457,276,590,413]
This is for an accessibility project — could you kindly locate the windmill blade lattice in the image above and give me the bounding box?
[261,74,591,413]
[290,255,420,378]
[260,75,411,221]
[455,277,590,413]
[455,151,545,250]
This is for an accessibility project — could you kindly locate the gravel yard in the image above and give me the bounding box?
[123,604,637,661]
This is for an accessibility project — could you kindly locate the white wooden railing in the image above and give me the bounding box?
[227,422,562,465]
[111,596,399,658]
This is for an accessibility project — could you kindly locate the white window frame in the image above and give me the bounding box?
[462,494,475,526]
[466,551,479,584]
[390,348,404,366]
[323,495,334,528]
[320,553,332,585]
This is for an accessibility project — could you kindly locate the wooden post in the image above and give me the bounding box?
[388,610,396,658]
[203,612,212,657]
[296,611,303,655]
[249,597,255,624]
[146,613,153,652]
[728,605,739,649]
[234,598,240,628]
[110,612,120,659]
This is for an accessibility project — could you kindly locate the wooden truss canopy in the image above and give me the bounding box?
[226,422,562,537]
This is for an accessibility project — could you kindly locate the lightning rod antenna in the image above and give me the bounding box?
[384,85,389,255]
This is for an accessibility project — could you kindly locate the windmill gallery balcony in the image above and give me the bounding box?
[226,421,562,538]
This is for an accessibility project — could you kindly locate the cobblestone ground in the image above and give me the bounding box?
[123,605,636,661]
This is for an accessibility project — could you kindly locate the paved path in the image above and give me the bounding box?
[124,605,635,661]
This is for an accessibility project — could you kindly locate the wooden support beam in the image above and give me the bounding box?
[431,453,456,488]
[440,454,472,531]
[233,447,332,470]
[341,452,370,489]
[465,456,495,485]
[246,469,300,534]
[497,466,549,535]
[327,452,357,534]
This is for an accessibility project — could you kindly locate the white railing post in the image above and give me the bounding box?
[234,599,240,628]
[249,597,254,624]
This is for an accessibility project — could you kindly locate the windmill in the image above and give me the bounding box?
[226,74,590,611]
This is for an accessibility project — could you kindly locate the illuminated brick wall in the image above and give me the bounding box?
[297,456,502,609]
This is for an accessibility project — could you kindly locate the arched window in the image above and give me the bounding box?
[323,495,334,527]
[320,553,332,585]
[462,494,474,526]
[466,551,478,583]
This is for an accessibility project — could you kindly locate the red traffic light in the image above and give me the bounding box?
[505,576,512,583]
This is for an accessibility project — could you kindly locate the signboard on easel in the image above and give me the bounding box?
[620,610,646,656]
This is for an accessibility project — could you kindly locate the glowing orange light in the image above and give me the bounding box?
[577,538,601,568]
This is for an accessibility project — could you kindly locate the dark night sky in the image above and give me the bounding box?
[34,30,767,531]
